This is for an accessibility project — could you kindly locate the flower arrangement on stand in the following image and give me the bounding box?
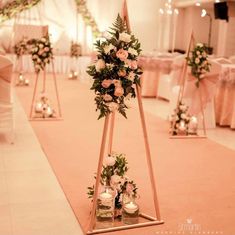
[88,152,138,219]
[31,34,53,73]
[68,41,81,79]
[169,101,191,136]
[14,37,30,86]
[186,43,210,87]
[87,14,142,119]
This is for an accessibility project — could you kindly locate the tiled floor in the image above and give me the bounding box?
[0,97,83,235]
[0,84,234,235]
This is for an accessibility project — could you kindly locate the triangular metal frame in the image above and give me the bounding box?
[86,1,163,234]
[170,32,207,139]
[29,59,62,121]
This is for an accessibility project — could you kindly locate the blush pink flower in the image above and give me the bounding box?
[114,86,124,97]
[116,49,128,61]
[101,79,112,88]
[127,60,138,70]
[118,69,126,77]
[126,183,134,194]
[103,94,112,101]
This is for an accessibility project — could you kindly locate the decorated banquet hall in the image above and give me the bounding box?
[0,0,235,235]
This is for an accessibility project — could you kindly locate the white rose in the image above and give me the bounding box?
[181,113,186,119]
[108,102,119,112]
[179,105,186,111]
[195,58,200,64]
[39,44,44,49]
[196,51,201,55]
[127,71,135,81]
[111,175,121,184]
[119,32,131,43]
[104,156,116,166]
[95,59,105,72]
[128,47,138,56]
[103,44,115,54]
[197,43,203,47]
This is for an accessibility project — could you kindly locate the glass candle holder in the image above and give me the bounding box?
[188,116,198,135]
[96,185,115,224]
[122,196,139,225]
[177,120,187,135]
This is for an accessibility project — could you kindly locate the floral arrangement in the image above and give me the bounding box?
[186,43,211,87]
[14,37,28,58]
[74,0,100,37]
[70,41,81,58]
[87,15,142,119]
[88,153,138,217]
[34,93,55,118]
[169,101,191,136]
[31,34,53,73]
[0,0,41,23]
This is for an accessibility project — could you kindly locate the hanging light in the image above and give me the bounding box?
[201,9,207,17]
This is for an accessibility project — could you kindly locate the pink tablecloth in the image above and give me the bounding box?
[215,64,235,129]
[138,56,173,97]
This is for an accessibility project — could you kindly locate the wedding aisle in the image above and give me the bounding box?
[16,74,235,235]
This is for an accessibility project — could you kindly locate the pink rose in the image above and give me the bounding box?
[103,94,112,101]
[127,60,138,70]
[118,69,126,77]
[102,79,112,88]
[113,80,121,87]
[126,183,134,194]
[114,86,124,97]
[116,49,128,61]
[104,156,116,166]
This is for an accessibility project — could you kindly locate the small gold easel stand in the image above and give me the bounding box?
[87,1,163,234]
[170,32,207,139]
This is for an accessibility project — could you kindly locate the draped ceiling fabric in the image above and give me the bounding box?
[0,0,106,55]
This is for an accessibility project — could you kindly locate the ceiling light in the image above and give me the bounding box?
[195,2,201,6]
[201,9,207,17]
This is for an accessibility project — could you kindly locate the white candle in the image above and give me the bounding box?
[46,106,53,116]
[19,74,23,81]
[25,79,29,85]
[99,191,113,206]
[74,71,78,76]
[178,121,186,131]
[124,201,138,214]
[69,73,73,78]
[35,102,43,113]
[189,116,198,134]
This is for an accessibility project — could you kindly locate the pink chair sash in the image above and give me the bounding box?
[184,73,219,115]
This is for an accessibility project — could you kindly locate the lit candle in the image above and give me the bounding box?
[74,71,78,76]
[99,190,113,206]
[25,79,29,85]
[46,106,53,117]
[19,74,23,81]
[178,121,186,131]
[189,116,198,134]
[124,201,138,214]
[35,102,43,113]
[69,73,73,78]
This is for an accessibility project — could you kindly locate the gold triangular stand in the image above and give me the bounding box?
[87,2,163,233]
[170,32,207,139]
[29,60,62,121]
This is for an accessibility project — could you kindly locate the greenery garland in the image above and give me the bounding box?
[0,0,41,23]
[74,0,101,37]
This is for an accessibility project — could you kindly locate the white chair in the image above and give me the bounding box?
[0,55,14,143]
[158,54,185,101]
[229,55,235,64]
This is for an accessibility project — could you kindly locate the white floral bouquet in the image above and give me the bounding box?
[87,14,142,119]
[186,43,211,87]
[87,152,138,217]
[14,37,28,58]
[31,34,53,73]
[170,101,191,136]
[70,41,81,58]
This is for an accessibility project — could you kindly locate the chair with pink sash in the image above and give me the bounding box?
[0,55,14,143]
[167,55,186,117]
[184,60,221,128]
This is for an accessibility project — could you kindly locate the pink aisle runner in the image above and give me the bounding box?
[16,74,235,235]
